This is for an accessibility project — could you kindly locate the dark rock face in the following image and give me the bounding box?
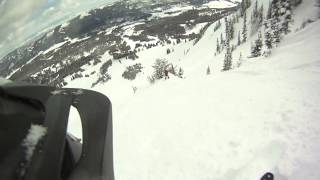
[0,0,238,87]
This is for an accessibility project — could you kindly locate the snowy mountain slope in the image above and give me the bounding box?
[0,0,238,84]
[64,1,320,180]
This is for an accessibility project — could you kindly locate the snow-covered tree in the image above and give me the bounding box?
[270,0,282,45]
[223,48,232,71]
[178,67,184,78]
[251,32,263,57]
[242,12,248,42]
[264,22,273,50]
[223,17,233,71]
[281,0,292,34]
[151,59,168,79]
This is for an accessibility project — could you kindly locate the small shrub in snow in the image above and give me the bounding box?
[91,74,111,88]
[122,63,143,80]
[132,86,137,93]
[300,19,314,30]
[206,66,211,75]
[147,75,156,84]
[237,53,243,68]
[178,67,184,78]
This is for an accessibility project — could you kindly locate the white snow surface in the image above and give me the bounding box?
[203,0,237,9]
[22,124,47,161]
[42,41,68,55]
[65,1,320,180]
[0,77,11,85]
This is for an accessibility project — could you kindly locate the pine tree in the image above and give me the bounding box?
[281,0,292,34]
[237,31,241,46]
[223,17,232,71]
[178,67,184,78]
[236,13,240,23]
[246,0,252,9]
[152,59,168,79]
[220,33,224,46]
[264,22,273,50]
[242,12,248,42]
[206,66,211,75]
[251,32,263,57]
[240,0,246,16]
[250,1,264,35]
[230,21,235,40]
[253,0,258,20]
[259,5,264,25]
[216,38,220,54]
[266,1,272,19]
[270,0,282,45]
[223,47,232,71]
[237,52,243,68]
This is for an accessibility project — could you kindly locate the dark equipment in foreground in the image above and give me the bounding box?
[0,82,114,180]
[260,172,274,180]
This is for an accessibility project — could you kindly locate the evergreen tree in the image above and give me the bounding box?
[236,13,240,23]
[240,0,247,16]
[250,1,264,35]
[264,22,273,50]
[216,38,221,54]
[237,31,241,46]
[246,0,252,9]
[152,59,168,79]
[259,5,264,25]
[242,12,248,42]
[206,66,211,75]
[214,20,221,31]
[230,21,235,40]
[220,33,224,46]
[266,1,272,19]
[241,0,251,16]
[251,32,263,57]
[223,17,232,71]
[281,0,292,34]
[237,52,243,68]
[270,0,282,44]
[178,67,184,78]
[253,0,258,19]
[223,48,232,71]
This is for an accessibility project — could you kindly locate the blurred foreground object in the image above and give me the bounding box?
[0,81,114,180]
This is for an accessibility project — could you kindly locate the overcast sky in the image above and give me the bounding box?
[0,0,118,59]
